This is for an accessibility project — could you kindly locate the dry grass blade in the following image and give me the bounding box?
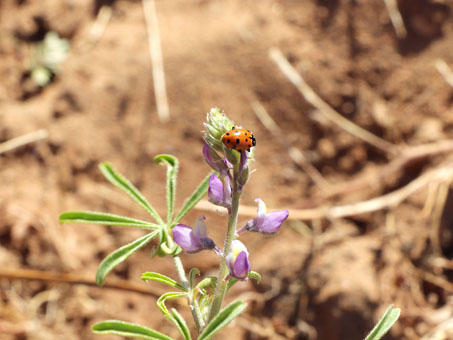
[249,94,329,188]
[87,5,113,46]
[269,48,398,155]
[383,0,407,39]
[435,59,453,88]
[0,129,48,155]
[142,0,170,123]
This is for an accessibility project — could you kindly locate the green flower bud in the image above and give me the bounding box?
[223,144,240,165]
[203,108,234,151]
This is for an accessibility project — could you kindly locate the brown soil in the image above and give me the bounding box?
[1,0,453,339]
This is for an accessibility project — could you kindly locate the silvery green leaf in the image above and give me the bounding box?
[248,271,261,283]
[60,211,158,229]
[189,268,200,289]
[197,300,247,340]
[157,292,188,318]
[99,163,164,224]
[170,309,192,340]
[173,172,212,225]
[96,230,158,285]
[154,155,179,224]
[141,272,186,291]
[92,320,174,340]
[364,305,400,340]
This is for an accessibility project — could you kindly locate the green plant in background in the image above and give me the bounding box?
[30,31,69,86]
[60,108,400,339]
[365,305,400,340]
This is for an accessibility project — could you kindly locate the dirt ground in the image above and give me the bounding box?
[1,0,453,339]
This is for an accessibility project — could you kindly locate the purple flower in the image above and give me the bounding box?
[172,217,216,253]
[226,240,250,280]
[203,144,229,173]
[208,173,232,208]
[239,198,289,234]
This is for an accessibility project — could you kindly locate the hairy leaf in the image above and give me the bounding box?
[364,305,400,340]
[60,211,158,229]
[157,292,188,317]
[99,163,163,224]
[189,268,200,289]
[96,231,158,285]
[197,301,247,340]
[92,320,174,340]
[173,172,212,225]
[141,272,186,291]
[170,309,192,340]
[154,154,179,224]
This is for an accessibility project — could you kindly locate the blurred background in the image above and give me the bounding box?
[1,0,453,339]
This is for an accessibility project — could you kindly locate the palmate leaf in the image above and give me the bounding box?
[364,305,400,340]
[170,309,192,340]
[99,163,164,225]
[154,154,179,224]
[173,172,212,225]
[197,300,247,340]
[141,272,186,291]
[96,230,159,285]
[60,211,158,229]
[92,320,174,340]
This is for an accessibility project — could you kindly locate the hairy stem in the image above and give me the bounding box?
[173,255,204,332]
[207,182,241,323]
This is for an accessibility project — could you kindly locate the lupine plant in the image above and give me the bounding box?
[60,108,400,339]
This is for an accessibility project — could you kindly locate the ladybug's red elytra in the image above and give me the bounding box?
[221,127,256,151]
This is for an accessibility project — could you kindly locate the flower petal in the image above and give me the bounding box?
[208,173,225,205]
[172,224,202,253]
[255,198,267,218]
[258,210,289,233]
[233,251,250,280]
[194,216,207,239]
[226,240,250,280]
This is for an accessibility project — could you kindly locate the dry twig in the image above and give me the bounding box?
[435,59,453,88]
[383,0,407,39]
[196,163,453,220]
[0,268,161,298]
[269,48,398,155]
[319,139,453,200]
[0,129,48,155]
[142,0,170,123]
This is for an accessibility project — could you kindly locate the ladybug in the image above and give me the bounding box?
[221,127,256,151]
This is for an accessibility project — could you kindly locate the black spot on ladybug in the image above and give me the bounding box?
[236,138,240,145]
[245,133,248,136]
[226,133,230,136]
[245,138,248,142]
[226,139,230,143]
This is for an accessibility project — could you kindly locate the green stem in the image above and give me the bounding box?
[207,182,241,323]
[173,256,204,332]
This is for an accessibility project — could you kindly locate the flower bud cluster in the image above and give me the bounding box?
[172,109,289,281]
